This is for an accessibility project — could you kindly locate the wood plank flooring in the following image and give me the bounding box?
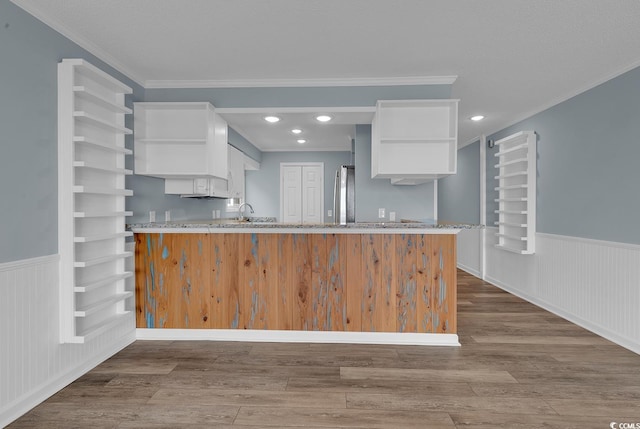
[9,270,640,428]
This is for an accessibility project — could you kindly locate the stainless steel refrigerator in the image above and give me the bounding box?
[333,165,355,224]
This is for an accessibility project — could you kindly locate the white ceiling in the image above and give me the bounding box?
[12,0,640,151]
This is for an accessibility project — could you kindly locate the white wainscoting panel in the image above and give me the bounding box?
[456,227,482,277]
[0,253,136,427]
[485,227,640,354]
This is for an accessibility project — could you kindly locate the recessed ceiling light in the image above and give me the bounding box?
[291,128,302,134]
[315,115,332,122]
[470,115,485,121]
[297,139,307,144]
[264,116,280,123]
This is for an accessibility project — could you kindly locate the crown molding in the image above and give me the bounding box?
[11,0,145,87]
[144,75,458,89]
[478,58,640,141]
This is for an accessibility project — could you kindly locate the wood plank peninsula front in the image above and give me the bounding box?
[131,222,464,346]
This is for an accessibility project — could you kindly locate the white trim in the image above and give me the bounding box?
[144,76,458,89]
[432,180,438,222]
[537,231,640,251]
[10,0,144,87]
[479,134,487,279]
[136,328,460,347]
[479,58,640,143]
[0,254,58,273]
[458,263,481,278]
[0,335,133,428]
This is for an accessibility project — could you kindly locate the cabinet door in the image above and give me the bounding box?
[281,166,303,223]
[301,165,323,224]
[227,145,245,199]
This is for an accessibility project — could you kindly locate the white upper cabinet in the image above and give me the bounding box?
[371,99,459,184]
[133,102,228,179]
[227,145,245,200]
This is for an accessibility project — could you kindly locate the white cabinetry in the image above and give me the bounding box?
[371,99,458,184]
[58,59,133,343]
[227,145,245,200]
[164,177,229,198]
[133,102,228,179]
[494,131,536,254]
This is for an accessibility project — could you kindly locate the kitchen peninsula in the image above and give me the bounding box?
[130,221,466,346]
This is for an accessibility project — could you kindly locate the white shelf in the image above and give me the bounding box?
[73,186,133,196]
[74,272,133,292]
[494,171,527,180]
[73,86,132,114]
[73,210,133,218]
[74,292,134,317]
[495,209,528,215]
[494,244,534,255]
[74,252,133,268]
[133,102,229,182]
[495,198,528,202]
[494,131,530,146]
[67,58,132,94]
[74,231,133,243]
[66,313,132,344]
[495,221,528,228]
[494,157,528,168]
[494,130,536,255]
[495,143,528,157]
[74,136,132,155]
[74,111,132,134]
[59,59,133,344]
[496,233,527,241]
[495,184,528,191]
[73,161,132,175]
[371,99,458,183]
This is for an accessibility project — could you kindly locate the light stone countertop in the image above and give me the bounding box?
[128,218,482,234]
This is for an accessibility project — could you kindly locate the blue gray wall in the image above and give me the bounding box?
[437,141,481,224]
[0,1,144,263]
[486,65,640,245]
[245,151,352,222]
[355,125,436,222]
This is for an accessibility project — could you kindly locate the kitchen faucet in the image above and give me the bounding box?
[237,202,254,221]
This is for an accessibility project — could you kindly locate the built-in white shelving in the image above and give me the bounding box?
[493,130,536,254]
[133,102,228,180]
[58,58,133,344]
[371,99,459,184]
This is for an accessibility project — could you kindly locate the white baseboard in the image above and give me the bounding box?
[137,328,460,347]
[457,262,481,278]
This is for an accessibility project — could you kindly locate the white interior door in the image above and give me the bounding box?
[280,163,324,224]
[301,165,323,224]
[281,165,302,223]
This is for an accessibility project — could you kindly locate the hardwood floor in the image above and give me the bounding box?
[9,270,640,428]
